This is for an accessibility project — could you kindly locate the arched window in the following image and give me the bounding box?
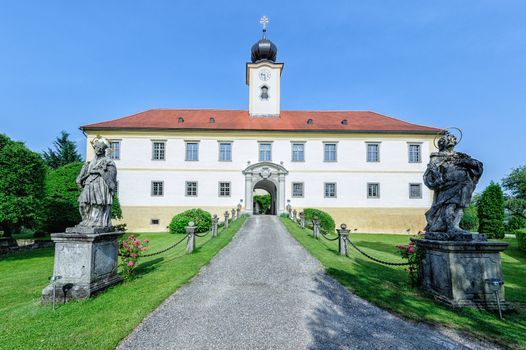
[307,118,313,125]
[260,85,269,100]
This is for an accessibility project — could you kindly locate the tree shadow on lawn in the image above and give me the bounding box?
[352,240,406,256]
[0,247,54,262]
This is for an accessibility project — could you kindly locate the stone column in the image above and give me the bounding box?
[211,214,219,238]
[286,204,292,219]
[224,211,230,229]
[232,208,236,221]
[186,223,196,254]
[244,175,253,215]
[337,224,350,256]
[299,212,305,229]
[278,174,286,215]
[312,216,320,239]
[41,228,123,304]
[292,209,297,222]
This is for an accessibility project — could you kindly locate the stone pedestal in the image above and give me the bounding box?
[413,238,511,310]
[41,229,123,304]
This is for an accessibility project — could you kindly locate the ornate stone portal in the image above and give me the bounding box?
[413,130,509,310]
[242,162,288,215]
[42,137,124,304]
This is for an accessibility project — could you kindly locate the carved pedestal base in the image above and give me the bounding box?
[41,230,123,304]
[413,237,511,310]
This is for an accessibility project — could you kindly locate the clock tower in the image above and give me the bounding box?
[246,16,284,117]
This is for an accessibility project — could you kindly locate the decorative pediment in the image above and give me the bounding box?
[242,161,288,176]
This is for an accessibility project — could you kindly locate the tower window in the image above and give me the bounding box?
[209,117,215,124]
[260,85,269,100]
[307,119,313,125]
[341,119,348,125]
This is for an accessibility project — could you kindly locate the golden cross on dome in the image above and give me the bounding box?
[260,16,269,30]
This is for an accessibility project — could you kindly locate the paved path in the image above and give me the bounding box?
[118,216,497,350]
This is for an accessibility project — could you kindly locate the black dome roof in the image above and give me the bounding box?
[251,30,277,63]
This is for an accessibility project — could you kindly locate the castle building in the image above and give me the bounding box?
[81,18,441,233]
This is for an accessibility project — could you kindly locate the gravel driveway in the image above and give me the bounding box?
[117,215,498,350]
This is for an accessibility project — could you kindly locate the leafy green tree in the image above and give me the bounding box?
[460,202,479,232]
[477,181,505,238]
[502,166,526,221]
[0,134,46,236]
[42,131,82,169]
[253,194,271,214]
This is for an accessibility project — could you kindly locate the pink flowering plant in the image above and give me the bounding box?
[395,241,422,286]
[118,234,150,280]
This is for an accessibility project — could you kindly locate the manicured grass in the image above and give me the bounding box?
[0,216,246,350]
[281,218,526,349]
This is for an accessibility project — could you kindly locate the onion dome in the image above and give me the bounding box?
[251,16,277,63]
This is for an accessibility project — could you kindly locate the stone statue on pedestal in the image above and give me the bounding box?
[423,131,484,241]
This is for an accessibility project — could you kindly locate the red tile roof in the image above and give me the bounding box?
[80,109,441,134]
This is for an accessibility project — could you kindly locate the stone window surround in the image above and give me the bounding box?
[185,140,200,162]
[258,141,273,162]
[407,142,423,163]
[185,181,198,197]
[151,180,164,197]
[366,141,381,163]
[291,141,306,162]
[324,182,337,198]
[151,140,166,161]
[409,182,423,199]
[322,141,338,162]
[150,219,160,225]
[367,182,380,199]
[291,182,304,198]
[218,140,233,162]
[109,139,121,160]
[218,181,231,197]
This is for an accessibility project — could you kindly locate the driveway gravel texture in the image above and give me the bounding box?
[118,215,499,350]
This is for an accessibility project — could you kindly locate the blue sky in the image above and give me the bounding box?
[1,1,525,190]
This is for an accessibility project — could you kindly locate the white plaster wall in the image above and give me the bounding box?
[249,65,281,116]
[102,134,433,209]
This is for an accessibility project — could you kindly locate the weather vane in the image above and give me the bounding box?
[260,16,269,31]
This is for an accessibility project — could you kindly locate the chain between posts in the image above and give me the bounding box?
[139,233,190,257]
[320,231,339,241]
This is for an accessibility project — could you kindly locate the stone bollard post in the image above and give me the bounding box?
[286,204,292,219]
[236,204,241,219]
[312,216,320,239]
[212,214,219,238]
[232,208,237,221]
[224,211,230,229]
[299,212,305,229]
[336,223,350,256]
[293,209,297,222]
[186,222,196,254]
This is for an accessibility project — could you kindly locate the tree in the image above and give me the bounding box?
[477,181,505,238]
[0,134,46,236]
[42,131,82,169]
[502,166,526,221]
[460,202,479,232]
[253,194,271,214]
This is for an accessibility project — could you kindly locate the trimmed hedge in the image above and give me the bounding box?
[303,208,335,234]
[169,209,212,234]
[517,229,526,252]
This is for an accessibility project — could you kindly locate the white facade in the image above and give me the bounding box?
[247,61,283,116]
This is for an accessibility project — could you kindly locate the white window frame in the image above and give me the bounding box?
[109,140,121,160]
[323,142,338,162]
[366,142,380,163]
[409,183,422,199]
[408,143,422,163]
[151,181,164,197]
[292,182,304,198]
[367,182,380,199]
[218,181,231,197]
[291,142,305,162]
[218,141,233,162]
[324,182,337,198]
[152,140,166,161]
[258,142,272,162]
[185,141,199,161]
[185,181,198,197]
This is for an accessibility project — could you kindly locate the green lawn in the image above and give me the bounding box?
[281,218,526,349]
[0,216,246,350]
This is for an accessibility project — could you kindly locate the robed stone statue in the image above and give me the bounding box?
[75,137,117,229]
[423,131,484,241]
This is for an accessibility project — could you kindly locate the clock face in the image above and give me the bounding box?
[259,69,271,81]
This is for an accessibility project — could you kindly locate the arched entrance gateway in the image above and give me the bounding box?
[242,162,288,215]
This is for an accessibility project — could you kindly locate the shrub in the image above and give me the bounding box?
[516,230,526,252]
[477,182,505,239]
[303,208,335,234]
[460,203,479,232]
[507,215,526,231]
[169,209,212,234]
[395,241,422,286]
[118,235,149,280]
[253,194,271,214]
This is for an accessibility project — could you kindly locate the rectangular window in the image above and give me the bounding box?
[152,141,166,160]
[367,183,380,198]
[409,183,422,199]
[408,144,421,163]
[151,219,160,225]
[219,182,231,197]
[324,182,337,198]
[219,143,232,161]
[259,143,272,161]
[291,144,305,162]
[367,143,380,162]
[186,142,199,161]
[186,181,198,197]
[109,141,120,160]
[292,182,304,197]
[151,181,164,196]
[324,143,337,162]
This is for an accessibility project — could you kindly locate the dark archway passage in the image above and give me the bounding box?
[253,179,277,215]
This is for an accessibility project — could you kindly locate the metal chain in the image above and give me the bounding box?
[138,233,190,257]
[345,237,411,266]
[194,230,210,238]
[320,231,339,241]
